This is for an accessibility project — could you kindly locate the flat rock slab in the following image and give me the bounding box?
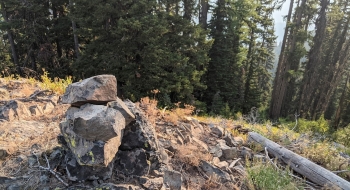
[199,160,231,182]
[61,75,117,106]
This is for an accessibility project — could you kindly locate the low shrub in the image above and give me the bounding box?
[246,162,302,190]
[334,125,350,147]
[296,116,329,134]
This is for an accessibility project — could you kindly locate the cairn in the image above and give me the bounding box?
[59,75,135,181]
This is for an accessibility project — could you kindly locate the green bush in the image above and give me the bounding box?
[296,115,329,134]
[247,163,301,190]
[334,125,350,147]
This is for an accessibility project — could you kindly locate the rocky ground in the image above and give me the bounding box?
[4,76,349,190]
[0,76,258,190]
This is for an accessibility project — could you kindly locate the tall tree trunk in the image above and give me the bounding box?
[333,74,349,130]
[281,0,307,117]
[243,29,255,113]
[69,0,80,59]
[298,0,329,118]
[183,0,192,21]
[312,13,350,119]
[1,2,21,76]
[315,39,350,118]
[269,0,294,119]
[199,0,209,29]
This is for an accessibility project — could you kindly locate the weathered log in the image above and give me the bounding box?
[248,132,350,189]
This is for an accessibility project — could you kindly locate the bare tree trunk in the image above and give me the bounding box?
[1,2,21,76]
[69,0,80,59]
[199,0,209,29]
[269,0,294,119]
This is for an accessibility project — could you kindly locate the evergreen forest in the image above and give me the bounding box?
[1,0,350,130]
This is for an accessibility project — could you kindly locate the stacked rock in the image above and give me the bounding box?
[59,75,135,181]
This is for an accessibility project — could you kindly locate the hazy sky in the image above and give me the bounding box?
[273,0,290,42]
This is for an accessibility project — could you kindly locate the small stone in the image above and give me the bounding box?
[40,174,49,184]
[199,160,231,182]
[92,180,99,187]
[29,105,44,116]
[240,147,252,159]
[28,155,37,167]
[209,145,223,158]
[222,147,239,160]
[234,137,244,145]
[211,125,224,137]
[107,97,135,125]
[43,102,55,114]
[139,177,164,190]
[212,157,220,165]
[216,161,229,169]
[224,134,239,147]
[164,170,182,190]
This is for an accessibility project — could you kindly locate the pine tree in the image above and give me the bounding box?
[71,0,211,105]
[205,0,250,113]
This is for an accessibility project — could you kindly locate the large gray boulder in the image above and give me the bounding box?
[114,100,162,176]
[61,75,117,106]
[60,104,127,166]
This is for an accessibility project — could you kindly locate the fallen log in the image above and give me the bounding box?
[248,132,350,190]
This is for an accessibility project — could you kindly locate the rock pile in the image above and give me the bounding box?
[59,75,162,183]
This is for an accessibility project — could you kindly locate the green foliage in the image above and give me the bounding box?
[296,115,330,134]
[71,0,211,105]
[39,71,72,95]
[334,125,350,147]
[247,162,301,190]
[220,103,233,119]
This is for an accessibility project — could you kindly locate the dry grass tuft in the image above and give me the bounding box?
[173,144,212,169]
[138,97,159,125]
[163,103,195,125]
[201,174,222,190]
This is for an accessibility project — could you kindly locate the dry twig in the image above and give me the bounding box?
[32,152,68,187]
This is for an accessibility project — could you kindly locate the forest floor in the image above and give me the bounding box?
[0,77,350,189]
